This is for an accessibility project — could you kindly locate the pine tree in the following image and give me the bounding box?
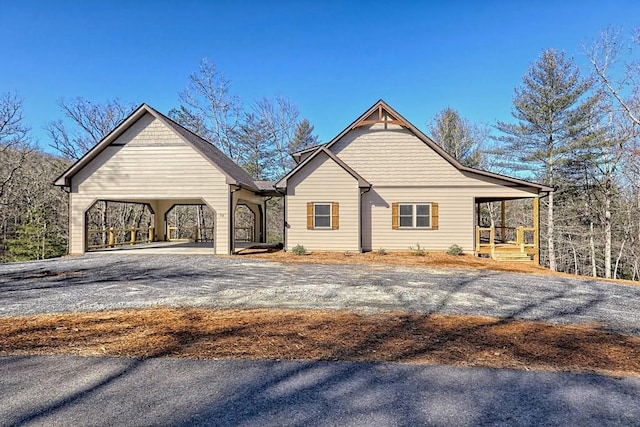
[289,118,319,154]
[495,49,598,271]
[7,210,66,261]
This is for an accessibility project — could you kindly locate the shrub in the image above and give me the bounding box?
[409,243,426,256]
[291,244,307,256]
[343,251,353,257]
[447,244,464,256]
[377,247,386,255]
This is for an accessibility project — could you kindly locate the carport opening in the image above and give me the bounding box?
[165,204,215,242]
[85,201,154,250]
[234,204,255,242]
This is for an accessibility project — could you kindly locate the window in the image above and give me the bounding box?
[307,202,339,230]
[314,203,331,228]
[392,202,438,230]
[399,204,414,227]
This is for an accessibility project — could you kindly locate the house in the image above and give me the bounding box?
[275,100,552,262]
[55,100,551,262]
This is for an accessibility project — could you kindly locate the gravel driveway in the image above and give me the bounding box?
[1,254,639,335]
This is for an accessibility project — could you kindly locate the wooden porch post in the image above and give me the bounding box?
[533,196,540,265]
[501,200,506,242]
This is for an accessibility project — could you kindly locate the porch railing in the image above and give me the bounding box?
[87,226,154,249]
[167,226,214,242]
[234,226,254,242]
[475,225,537,257]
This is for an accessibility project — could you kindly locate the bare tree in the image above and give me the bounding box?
[584,27,640,278]
[172,58,242,161]
[0,93,31,200]
[428,107,486,168]
[586,27,640,127]
[46,97,136,246]
[47,98,136,160]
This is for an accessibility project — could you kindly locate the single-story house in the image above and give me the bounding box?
[55,100,551,261]
[276,100,551,262]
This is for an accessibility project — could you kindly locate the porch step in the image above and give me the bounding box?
[492,252,533,263]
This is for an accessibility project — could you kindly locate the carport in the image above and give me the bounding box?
[54,104,279,255]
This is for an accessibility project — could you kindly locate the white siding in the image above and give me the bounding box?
[69,113,230,254]
[286,152,359,252]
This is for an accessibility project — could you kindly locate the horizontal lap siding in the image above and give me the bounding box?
[363,187,470,251]
[329,125,539,253]
[363,186,539,252]
[69,113,229,254]
[287,153,359,252]
[331,127,471,185]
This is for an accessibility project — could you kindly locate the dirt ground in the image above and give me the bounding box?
[1,307,638,377]
[243,250,638,285]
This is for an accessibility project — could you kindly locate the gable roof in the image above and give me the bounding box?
[54,104,260,192]
[312,99,553,193]
[275,146,370,190]
[291,144,322,164]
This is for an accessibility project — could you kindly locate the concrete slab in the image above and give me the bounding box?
[89,241,216,255]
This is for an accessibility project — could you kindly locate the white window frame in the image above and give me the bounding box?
[313,203,332,229]
[398,203,431,229]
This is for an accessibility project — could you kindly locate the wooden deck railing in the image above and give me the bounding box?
[87,226,154,249]
[167,226,214,242]
[475,225,537,257]
[234,226,254,242]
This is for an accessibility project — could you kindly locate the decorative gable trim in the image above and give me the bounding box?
[322,99,553,194]
[352,103,409,129]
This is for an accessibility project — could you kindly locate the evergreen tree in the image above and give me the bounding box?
[495,49,598,271]
[7,210,66,261]
[289,118,319,153]
[168,105,209,139]
[232,113,275,180]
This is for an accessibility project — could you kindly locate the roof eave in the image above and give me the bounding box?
[460,166,553,193]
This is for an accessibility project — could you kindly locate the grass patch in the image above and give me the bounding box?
[291,244,307,256]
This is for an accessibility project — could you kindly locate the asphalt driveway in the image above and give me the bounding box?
[1,254,639,335]
[2,355,640,427]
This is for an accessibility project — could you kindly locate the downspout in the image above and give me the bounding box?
[61,183,71,255]
[275,188,287,250]
[229,185,241,254]
[263,196,273,243]
[360,186,372,253]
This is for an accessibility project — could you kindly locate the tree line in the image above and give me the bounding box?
[1,27,638,281]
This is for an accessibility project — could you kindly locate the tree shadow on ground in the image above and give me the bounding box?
[2,354,639,427]
[2,258,640,425]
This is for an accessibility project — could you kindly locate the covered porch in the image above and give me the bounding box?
[474,196,540,264]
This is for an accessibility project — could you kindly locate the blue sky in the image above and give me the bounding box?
[1,0,638,150]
